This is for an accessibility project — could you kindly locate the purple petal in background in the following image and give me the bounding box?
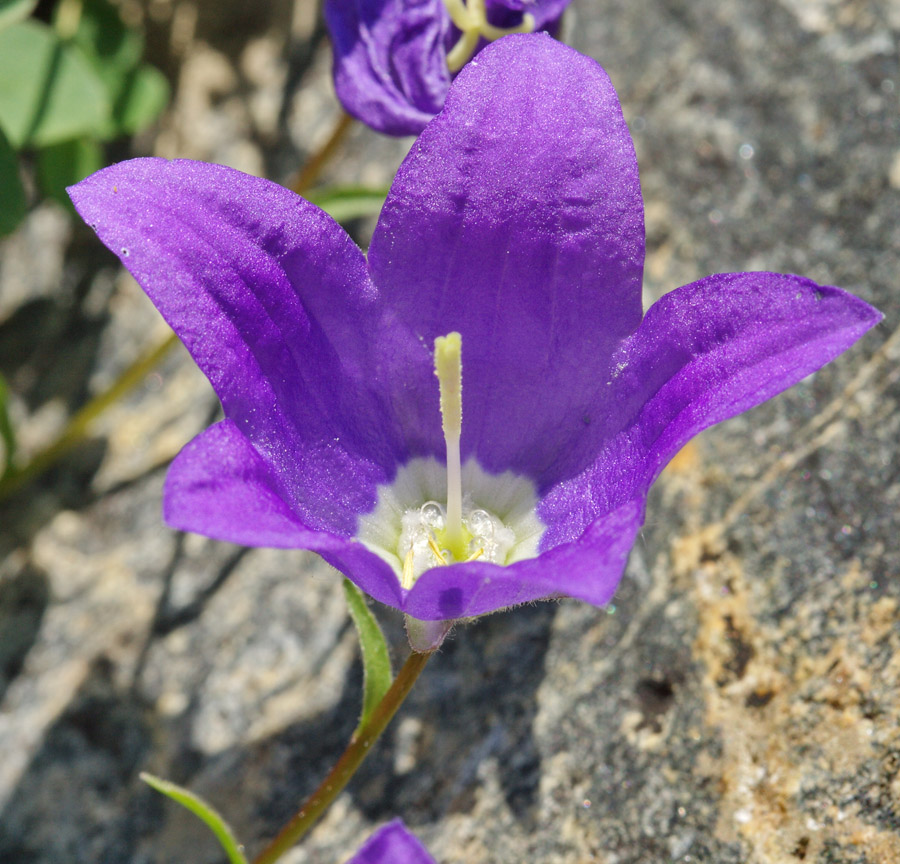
[347,820,437,864]
[326,0,451,136]
[485,0,570,30]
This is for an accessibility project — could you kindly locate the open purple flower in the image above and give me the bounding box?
[69,35,880,644]
[325,0,571,135]
[347,820,436,864]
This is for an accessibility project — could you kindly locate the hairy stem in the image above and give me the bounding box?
[251,650,433,864]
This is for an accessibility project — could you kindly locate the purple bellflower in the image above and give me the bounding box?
[325,0,571,135]
[69,35,880,649]
[347,819,436,864]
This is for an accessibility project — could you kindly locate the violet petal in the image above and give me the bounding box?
[369,34,644,485]
[325,0,451,136]
[538,272,883,547]
[165,420,406,610]
[347,820,436,864]
[68,158,414,538]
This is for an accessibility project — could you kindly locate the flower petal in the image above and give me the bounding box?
[347,820,436,864]
[404,498,644,619]
[538,272,883,545]
[166,420,405,610]
[325,0,451,136]
[68,158,417,536]
[369,34,644,483]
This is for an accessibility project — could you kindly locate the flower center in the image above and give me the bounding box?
[357,333,545,590]
[441,0,536,72]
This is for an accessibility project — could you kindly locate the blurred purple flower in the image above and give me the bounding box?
[69,36,880,634]
[324,0,571,135]
[347,820,436,864]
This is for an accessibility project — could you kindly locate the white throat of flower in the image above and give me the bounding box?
[357,332,545,592]
[442,0,536,72]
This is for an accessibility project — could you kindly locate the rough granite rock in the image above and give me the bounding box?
[0,0,897,863]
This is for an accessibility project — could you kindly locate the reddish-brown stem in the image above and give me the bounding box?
[251,649,433,864]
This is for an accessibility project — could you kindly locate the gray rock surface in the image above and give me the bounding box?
[0,0,897,862]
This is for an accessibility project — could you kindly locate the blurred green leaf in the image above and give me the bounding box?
[113,64,169,134]
[55,0,142,74]
[140,773,248,864]
[55,0,167,137]
[0,0,36,33]
[0,125,26,235]
[343,579,393,732]
[307,185,389,224]
[0,21,108,148]
[36,136,102,206]
[0,372,16,478]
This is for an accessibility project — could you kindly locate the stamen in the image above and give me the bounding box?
[434,332,466,559]
[446,30,480,72]
[402,546,416,590]
[427,535,448,566]
[442,0,536,72]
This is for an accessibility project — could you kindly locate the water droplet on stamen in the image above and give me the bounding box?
[420,501,445,530]
[467,508,493,539]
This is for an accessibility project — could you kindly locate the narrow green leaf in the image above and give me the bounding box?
[0,125,26,235]
[343,579,393,731]
[0,21,109,148]
[0,0,37,33]
[0,372,16,477]
[36,136,103,206]
[140,772,248,864]
[306,185,389,224]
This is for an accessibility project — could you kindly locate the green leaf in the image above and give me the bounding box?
[306,185,389,224]
[140,772,248,864]
[53,0,169,137]
[0,125,26,235]
[112,63,169,134]
[0,372,16,478]
[0,0,36,33]
[36,136,103,206]
[343,579,393,732]
[55,0,142,74]
[0,21,109,148]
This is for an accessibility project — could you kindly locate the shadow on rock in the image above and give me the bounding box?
[0,656,158,864]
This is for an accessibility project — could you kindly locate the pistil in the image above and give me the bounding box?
[442,0,536,72]
[434,332,466,559]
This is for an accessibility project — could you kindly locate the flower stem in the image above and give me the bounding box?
[0,331,180,501]
[251,649,433,864]
[291,112,355,196]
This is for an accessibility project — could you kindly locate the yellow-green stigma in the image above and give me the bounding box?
[442,0,536,72]
[434,332,468,561]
